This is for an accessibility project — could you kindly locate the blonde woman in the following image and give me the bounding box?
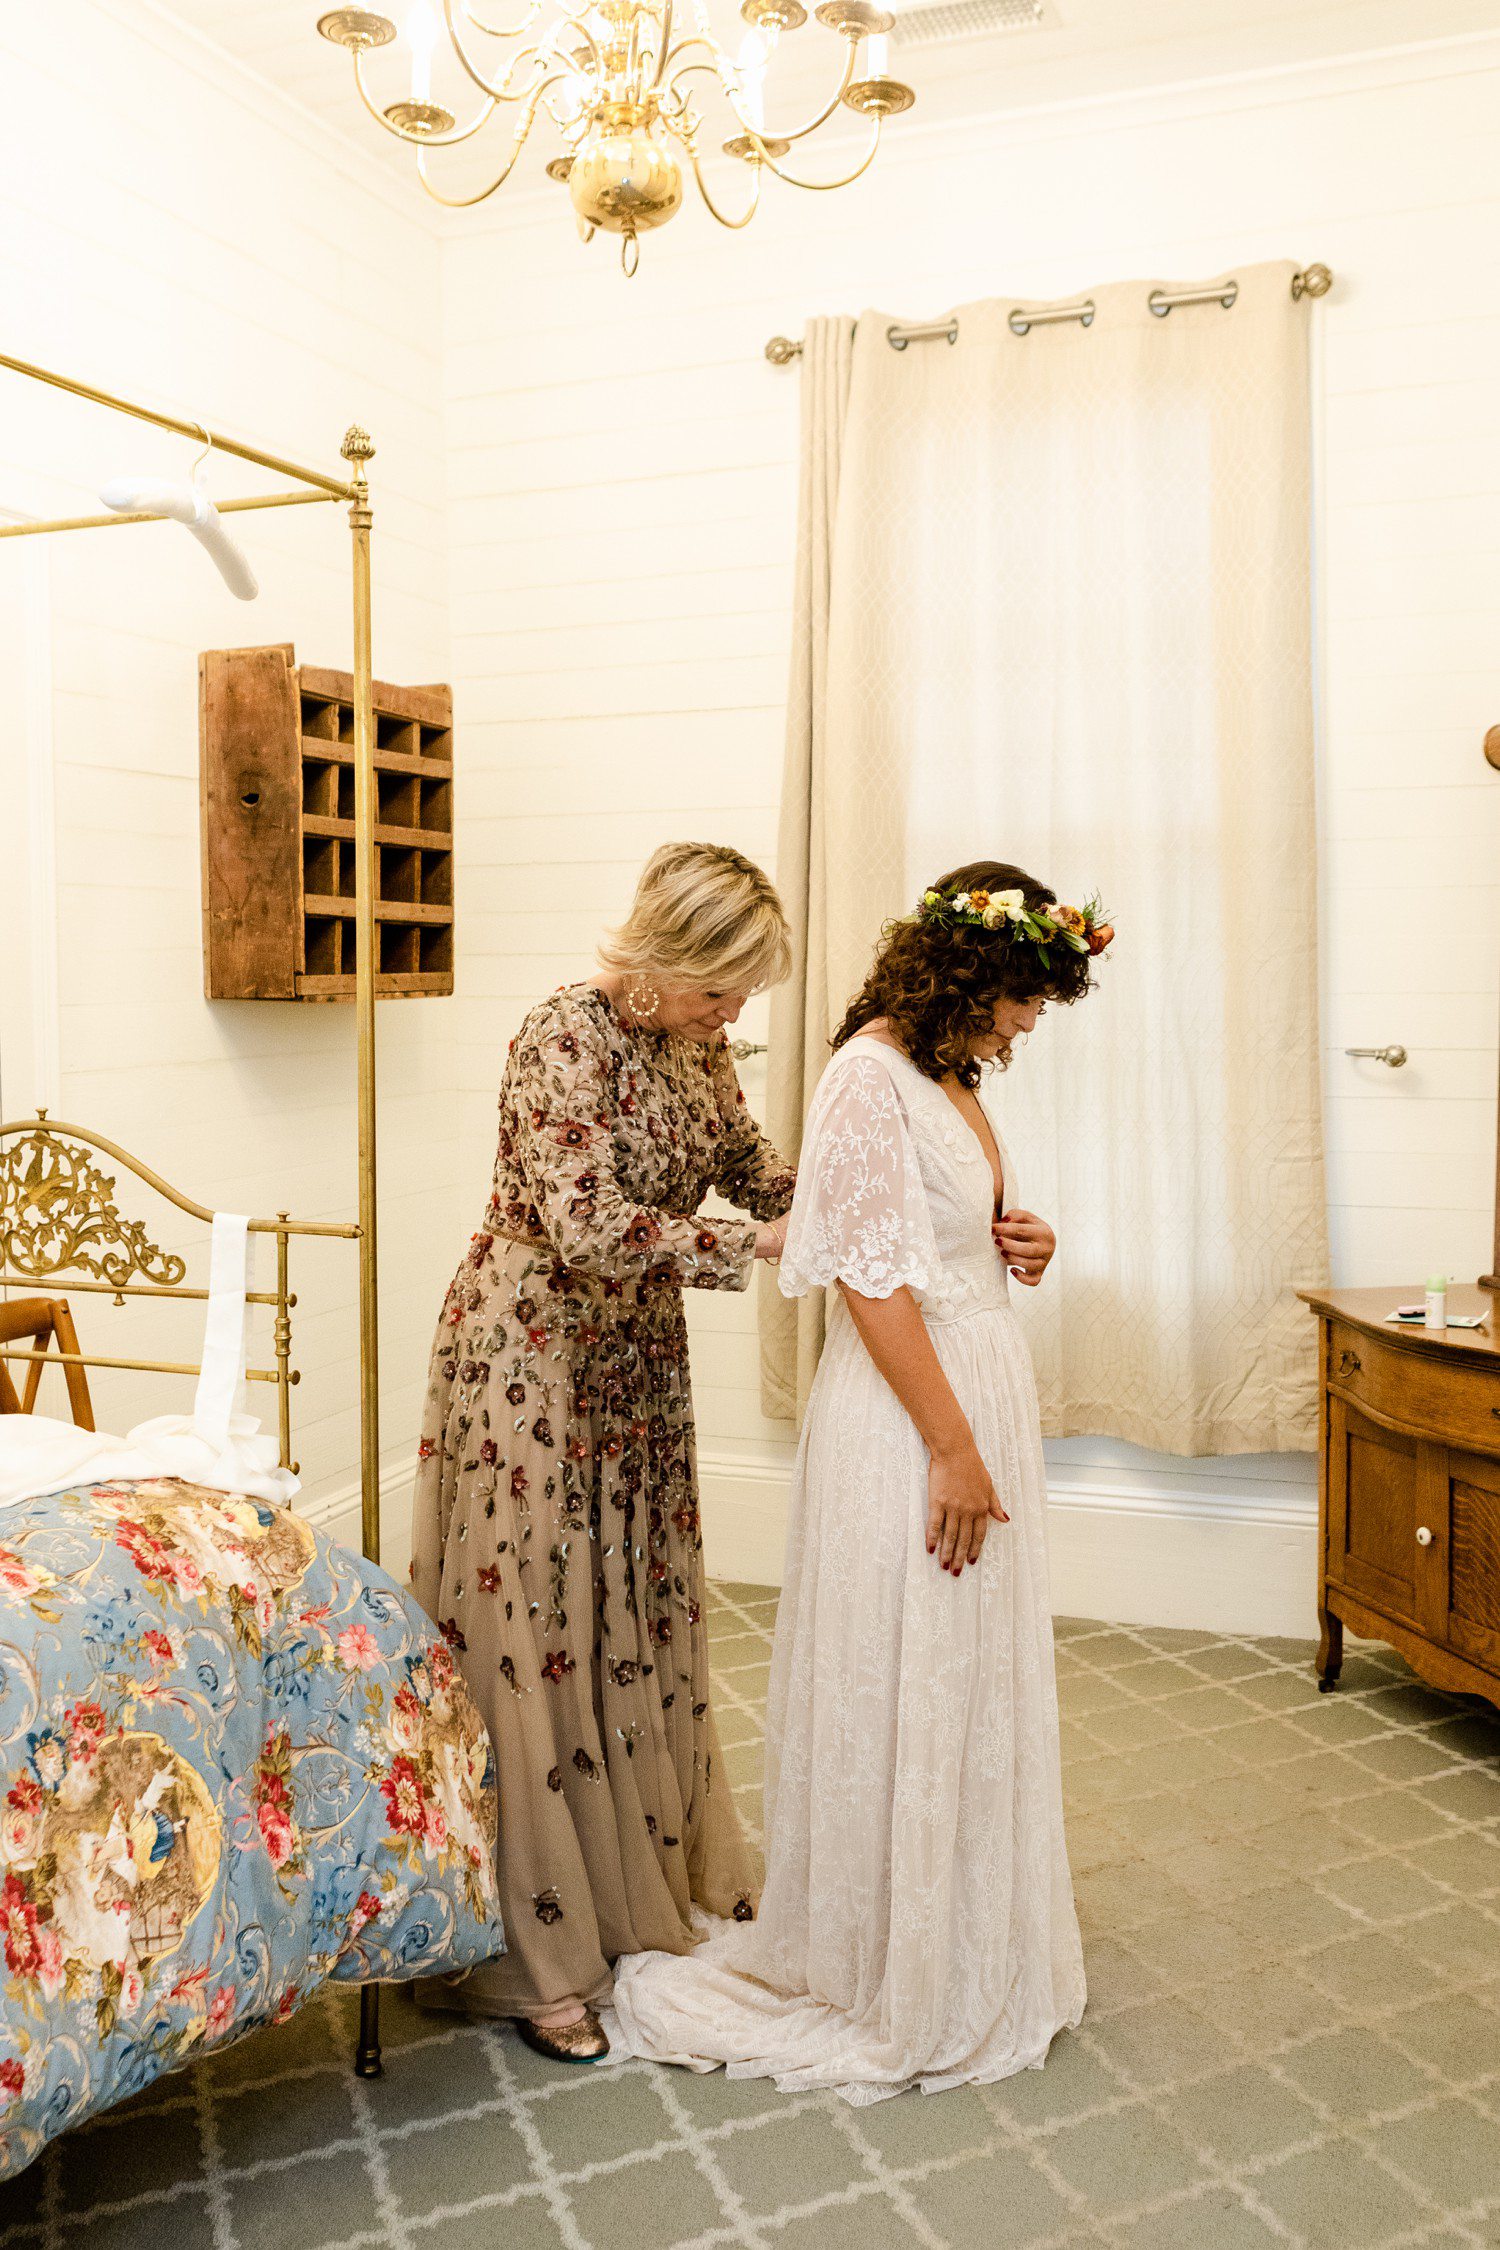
[412,842,796,2060]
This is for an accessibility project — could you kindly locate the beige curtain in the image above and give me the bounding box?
[761,262,1330,1453]
[758,316,855,1420]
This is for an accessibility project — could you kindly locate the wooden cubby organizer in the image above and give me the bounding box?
[200,643,454,1001]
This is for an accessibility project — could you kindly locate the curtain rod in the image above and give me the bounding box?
[764,264,1333,362]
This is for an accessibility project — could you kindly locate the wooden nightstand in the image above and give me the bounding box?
[1300,1285,1500,1711]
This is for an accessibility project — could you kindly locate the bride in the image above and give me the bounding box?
[608,860,1113,2102]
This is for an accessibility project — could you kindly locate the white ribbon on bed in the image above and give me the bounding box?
[0,1212,299,1510]
[191,1212,251,1453]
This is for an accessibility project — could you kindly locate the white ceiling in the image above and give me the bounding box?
[164,0,1500,165]
[168,0,375,118]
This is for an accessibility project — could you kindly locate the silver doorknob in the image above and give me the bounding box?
[1416,1526,1434,1547]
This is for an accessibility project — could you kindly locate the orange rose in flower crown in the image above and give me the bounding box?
[913,885,1115,964]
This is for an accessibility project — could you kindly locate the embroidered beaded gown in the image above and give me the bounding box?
[609,1035,1086,2100]
[411,983,795,2017]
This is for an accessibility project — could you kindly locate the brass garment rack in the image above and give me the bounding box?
[0,346,386,2082]
[764,262,1334,361]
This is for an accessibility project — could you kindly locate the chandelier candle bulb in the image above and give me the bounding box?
[862,30,889,73]
[736,28,770,128]
[406,0,438,100]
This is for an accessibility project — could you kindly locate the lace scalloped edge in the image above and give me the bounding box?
[778,1262,936,1303]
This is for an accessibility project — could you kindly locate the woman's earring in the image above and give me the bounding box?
[624,973,660,1026]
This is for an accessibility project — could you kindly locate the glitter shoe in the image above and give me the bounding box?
[515,2008,610,2064]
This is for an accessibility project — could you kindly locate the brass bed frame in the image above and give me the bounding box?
[0,348,390,2078]
[0,1113,357,1475]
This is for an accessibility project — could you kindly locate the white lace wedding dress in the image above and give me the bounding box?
[607,1035,1086,2102]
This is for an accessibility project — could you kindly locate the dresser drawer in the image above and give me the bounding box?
[1328,1320,1500,1458]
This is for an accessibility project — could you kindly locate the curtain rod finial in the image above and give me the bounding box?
[1293,263,1333,300]
[766,335,803,365]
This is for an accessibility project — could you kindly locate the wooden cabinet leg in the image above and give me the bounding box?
[1317,1605,1344,1692]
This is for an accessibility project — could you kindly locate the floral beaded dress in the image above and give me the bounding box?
[411,983,795,2017]
[609,1035,1086,2100]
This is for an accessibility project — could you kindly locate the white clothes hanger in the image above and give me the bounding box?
[99,423,258,600]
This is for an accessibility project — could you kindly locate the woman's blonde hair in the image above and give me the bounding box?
[599,841,792,995]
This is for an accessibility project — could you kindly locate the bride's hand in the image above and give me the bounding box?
[927,1441,1008,1575]
[993,1208,1056,1287]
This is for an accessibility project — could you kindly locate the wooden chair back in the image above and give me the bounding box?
[0,1297,95,1429]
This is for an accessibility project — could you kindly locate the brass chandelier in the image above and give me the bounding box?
[317,0,916,271]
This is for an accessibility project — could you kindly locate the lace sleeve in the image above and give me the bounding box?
[777,1052,940,1302]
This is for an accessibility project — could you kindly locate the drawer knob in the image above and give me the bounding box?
[1416,1525,1434,1547]
[1337,1348,1362,1377]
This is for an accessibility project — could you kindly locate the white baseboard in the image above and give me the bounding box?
[699,1454,797,1592]
[699,1451,1321,1642]
[297,1461,416,1587]
[1043,1479,1319,1640]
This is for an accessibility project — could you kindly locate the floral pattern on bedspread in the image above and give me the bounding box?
[0,1477,504,2178]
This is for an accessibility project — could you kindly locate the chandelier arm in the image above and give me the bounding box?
[540,29,594,85]
[440,0,598,95]
[680,135,765,229]
[667,38,857,148]
[756,112,881,189]
[439,0,525,93]
[723,41,857,144]
[658,82,703,140]
[662,49,735,135]
[457,0,546,37]
[765,43,859,141]
[542,77,589,130]
[352,48,501,140]
[661,55,719,137]
[505,45,568,91]
[547,0,605,70]
[411,75,558,204]
[650,0,675,90]
[661,35,724,73]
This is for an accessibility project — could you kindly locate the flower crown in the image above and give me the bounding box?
[913,886,1115,960]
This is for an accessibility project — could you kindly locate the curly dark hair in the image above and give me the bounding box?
[831,860,1096,1087]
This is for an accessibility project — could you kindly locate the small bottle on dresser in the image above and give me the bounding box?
[1425,1275,1448,1331]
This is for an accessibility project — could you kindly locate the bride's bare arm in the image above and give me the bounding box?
[838,1284,1009,1574]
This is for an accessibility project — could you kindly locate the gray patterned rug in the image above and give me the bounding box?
[3,1583,1498,2249]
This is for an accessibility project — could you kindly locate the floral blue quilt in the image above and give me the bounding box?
[0,1477,504,2178]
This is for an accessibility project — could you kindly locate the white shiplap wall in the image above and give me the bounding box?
[439,36,1500,1632]
[0,2,458,1522]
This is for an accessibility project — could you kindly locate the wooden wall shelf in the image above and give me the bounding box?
[200,644,454,1002]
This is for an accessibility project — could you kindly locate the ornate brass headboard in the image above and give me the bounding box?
[0,1112,359,1472]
